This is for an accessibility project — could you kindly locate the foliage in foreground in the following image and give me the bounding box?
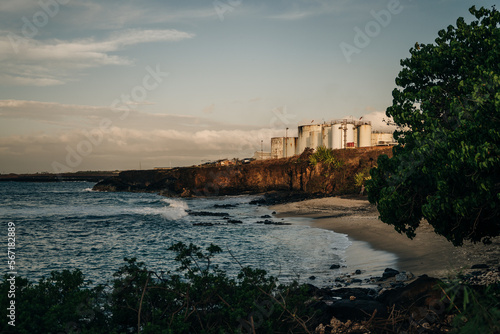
[444,280,500,334]
[0,243,313,334]
[367,6,500,246]
[1,242,499,333]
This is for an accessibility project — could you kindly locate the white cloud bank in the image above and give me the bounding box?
[0,100,282,173]
[0,29,194,86]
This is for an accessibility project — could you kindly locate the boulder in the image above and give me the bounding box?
[471,264,489,269]
[395,272,409,282]
[377,275,443,310]
[382,268,400,279]
[329,299,387,321]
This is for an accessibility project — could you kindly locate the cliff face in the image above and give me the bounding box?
[92,147,392,197]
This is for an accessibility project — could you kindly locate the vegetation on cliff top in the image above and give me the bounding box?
[367,6,500,246]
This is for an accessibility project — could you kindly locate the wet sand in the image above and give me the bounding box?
[271,196,500,278]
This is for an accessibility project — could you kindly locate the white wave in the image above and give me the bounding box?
[160,198,189,220]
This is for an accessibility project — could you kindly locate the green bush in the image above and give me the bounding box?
[443,281,500,333]
[0,270,108,334]
[1,243,313,334]
[354,168,371,187]
[309,146,343,168]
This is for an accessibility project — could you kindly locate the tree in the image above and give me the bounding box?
[367,6,500,246]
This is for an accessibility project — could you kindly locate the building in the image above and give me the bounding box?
[253,151,272,160]
[270,119,395,159]
[371,131,397,146]
[271,137,297,159]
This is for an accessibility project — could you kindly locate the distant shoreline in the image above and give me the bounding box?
[0,171,118,183]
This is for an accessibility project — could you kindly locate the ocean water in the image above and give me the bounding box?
[0,182,395,287]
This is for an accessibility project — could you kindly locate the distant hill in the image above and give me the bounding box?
[0,171,119,182]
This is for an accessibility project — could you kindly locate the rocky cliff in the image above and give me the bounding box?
[92,147,392,197]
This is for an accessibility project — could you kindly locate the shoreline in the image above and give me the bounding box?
[271,196,500,279]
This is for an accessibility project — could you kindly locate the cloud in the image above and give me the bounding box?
[0,125,281,172]
[0,0,37,13]
[264,0,388,21]
[359,111,397,132]
[0,99,282,172]
[264,1,344,20]
[266,11,314,21]
[0,74,64,86]
[0,29,194,86]
[0,99,214,131]
[202,103,215,114]
[64,2,218,30]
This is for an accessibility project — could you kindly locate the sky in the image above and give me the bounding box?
[0,0,497,173]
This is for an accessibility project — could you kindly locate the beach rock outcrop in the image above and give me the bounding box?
[329,299,386,321]
[93,147,393,197]
[377,275,443,310]
[381,268,399,279]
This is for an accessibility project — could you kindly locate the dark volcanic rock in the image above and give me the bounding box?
[192,222,217,227]
[92,176,133,192]
[331,288,378,300]
[187,211,230,217]
[330,264,341,270]
[92,147,393,198]
[255,219,291,225]
[471,264,489,269]
[382,268,400,279]
[329,299,387,321]
[377,275,443,309]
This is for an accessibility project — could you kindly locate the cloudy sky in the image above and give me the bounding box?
[0,0,496,173]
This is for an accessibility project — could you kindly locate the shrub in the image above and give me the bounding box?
[1,243,314,333]
[309,146,343,168]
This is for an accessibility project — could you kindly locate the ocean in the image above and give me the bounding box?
[0,181,396,287]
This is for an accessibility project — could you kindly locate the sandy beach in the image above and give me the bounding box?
[271,196,500,279]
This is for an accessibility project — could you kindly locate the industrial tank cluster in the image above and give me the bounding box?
[270,119,395,159]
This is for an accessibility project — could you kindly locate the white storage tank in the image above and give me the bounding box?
[331,121,343,150]
[297,125,307,153]
[298,124,323,153]
[357,124,372,147]
[345,123,355,148]
[284,137,297,158]
[310,125,322,149]
[321,124,332,149]
[271,137,284,159]
[331,120,355,149]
